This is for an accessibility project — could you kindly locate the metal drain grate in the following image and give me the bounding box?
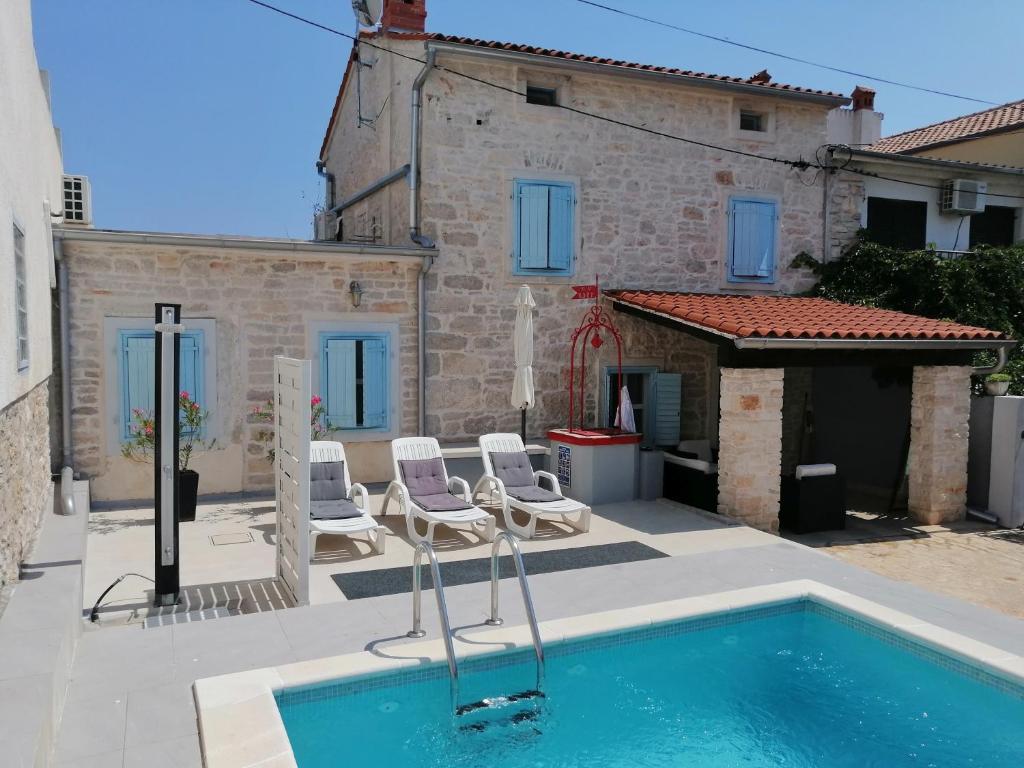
[144,605,241,628]
[209,532,254,546]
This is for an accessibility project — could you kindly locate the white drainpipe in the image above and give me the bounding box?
[410,49,437,436]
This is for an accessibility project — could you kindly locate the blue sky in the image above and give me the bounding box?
[32,0,1022,238]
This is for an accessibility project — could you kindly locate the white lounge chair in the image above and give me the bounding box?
[383,436,496,544]
[473,433,591,539]
[308,440,385,561]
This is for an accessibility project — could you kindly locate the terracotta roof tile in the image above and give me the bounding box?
[869,99,1024,155]
[606,290,1008,341]
[424,33,847,99]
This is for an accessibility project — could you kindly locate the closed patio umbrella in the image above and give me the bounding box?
[511,285,536,441]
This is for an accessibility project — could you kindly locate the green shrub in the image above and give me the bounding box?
[793,238,1024,394]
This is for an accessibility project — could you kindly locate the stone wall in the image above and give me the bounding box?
[0,378,51,587]
[63,239,422,500]
[717,367,783,532]
[908,365,971,524]
[827,173,865,261]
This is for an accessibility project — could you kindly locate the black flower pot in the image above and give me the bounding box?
[179,469,199,522]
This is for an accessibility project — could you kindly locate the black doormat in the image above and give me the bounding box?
[331,541,668,600]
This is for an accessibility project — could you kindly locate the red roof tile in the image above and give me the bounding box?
[869,99,1024,155]
[424,33,847,100]
[606,291,1009,341]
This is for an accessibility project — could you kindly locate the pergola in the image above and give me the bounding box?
[607,290,1016,531]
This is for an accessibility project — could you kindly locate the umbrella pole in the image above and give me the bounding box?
[520,407,527,442]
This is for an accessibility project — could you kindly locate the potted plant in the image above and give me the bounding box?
[985,373,1012,397]
[252,395,332,462]
[122,391,212,522]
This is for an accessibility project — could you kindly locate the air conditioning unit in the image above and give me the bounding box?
[313,210,338,241]
[940,179,987,214]
[62,174,93,225]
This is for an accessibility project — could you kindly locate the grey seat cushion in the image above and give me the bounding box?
[310,461,347,501]
[310,498,363,520]
[413,492,474,512]
[490,451,536,488]
[399,457,449,497]
[505,485,563,503]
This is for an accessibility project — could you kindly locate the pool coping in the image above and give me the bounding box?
[192,579,1024,768]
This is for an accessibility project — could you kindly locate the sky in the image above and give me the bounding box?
[31,0,1023,239]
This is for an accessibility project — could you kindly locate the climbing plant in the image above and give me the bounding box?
[792,236,1024,393]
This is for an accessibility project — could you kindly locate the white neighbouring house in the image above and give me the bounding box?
[826,90,1024,254]
[0,0,65,586]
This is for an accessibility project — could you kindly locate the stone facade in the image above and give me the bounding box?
[322,36,842,442]
[908,365,972,524]
[62,238,423,500]
[0,379,51,587]
[717,367,783,532]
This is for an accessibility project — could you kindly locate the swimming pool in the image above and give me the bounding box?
[275,599,1024,768]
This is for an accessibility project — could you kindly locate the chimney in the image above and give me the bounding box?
[851,86,875,112]
[826,85,883,147]
[381,0,427,34]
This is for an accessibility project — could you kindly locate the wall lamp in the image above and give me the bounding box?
[349,280,364,308]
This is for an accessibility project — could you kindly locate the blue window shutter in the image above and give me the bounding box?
[179,332,203,432]
[325,338,357,428]
[361,338,387,429]
[730,199,776,281]
[548,183,574,271]
[653,373,682,446]
[516,182,550,270]
[122,333,155,439]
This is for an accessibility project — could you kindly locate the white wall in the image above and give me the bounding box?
[0,0,64,408]
[857,170,1024,252]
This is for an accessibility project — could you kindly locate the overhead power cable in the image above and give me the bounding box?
[573,0,999,106]
[244,2,1024,202]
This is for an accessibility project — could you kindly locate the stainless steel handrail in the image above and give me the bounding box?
[407,541,459,707]
[485,531,545,690]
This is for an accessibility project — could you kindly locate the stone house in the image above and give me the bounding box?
[319,0,853,446]
[0,0,64,586]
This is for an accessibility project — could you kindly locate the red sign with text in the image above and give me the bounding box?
[571,284,599,300]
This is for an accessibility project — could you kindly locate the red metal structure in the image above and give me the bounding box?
[567,290,625,433]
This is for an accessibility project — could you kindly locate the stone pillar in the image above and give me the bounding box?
[718,368,784,532]
[908,366,972,524]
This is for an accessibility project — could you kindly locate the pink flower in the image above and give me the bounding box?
[311,395,322,406]
[180,391,190,400]
[144,426,154,436]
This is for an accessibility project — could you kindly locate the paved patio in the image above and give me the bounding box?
[786,510,1024,619]
[56,495,1024,767]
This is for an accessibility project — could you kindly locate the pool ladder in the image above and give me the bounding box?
[407,533,546,712]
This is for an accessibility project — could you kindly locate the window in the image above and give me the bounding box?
[513,179,575,275]
[118,329,205,440]
[865,197,927,250]
[970,205,1018,248]
[604,368,682,448]
[526,85,558,107]
[320,332,389,431]
[13,223,28,370]
[727,197,777,283]
[739,110,765,132]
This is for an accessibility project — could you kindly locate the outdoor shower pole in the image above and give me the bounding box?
[154,303,183,606]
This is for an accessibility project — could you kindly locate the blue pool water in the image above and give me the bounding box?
[277,601,1024,767]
